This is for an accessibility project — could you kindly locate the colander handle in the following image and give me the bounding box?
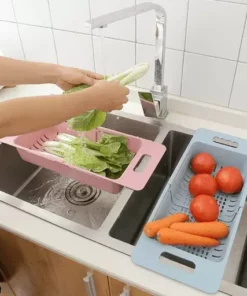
[195,128,247,155]
[132,234,226,294]
[0,136,18,145]
[119,140,166,191]
[132,204,244,294]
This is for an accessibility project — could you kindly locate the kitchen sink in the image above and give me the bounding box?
[109,130,192,245]
[0,113,191,250]
[0,112,247,295]
[15,169,120,230]
[0,114,160,231]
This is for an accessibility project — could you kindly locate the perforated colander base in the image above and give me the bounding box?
[158,164,241,262]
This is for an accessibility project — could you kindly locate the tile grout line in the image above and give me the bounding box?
[4,18,245,62]
[0,18,187,53]
[2,7,247,63]
[215,0,247,5]
[47,0,59,64]
[2,15,247,66]
[0,19,181,51]
[2,17,247,66]
[184,50,239,63]
[9,0,26,60]
[228,12,247,107]
[88,0,96,72]
[180,0,190,97]
[0,19,50,28]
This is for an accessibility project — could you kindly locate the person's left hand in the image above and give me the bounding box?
[55,65,103,91]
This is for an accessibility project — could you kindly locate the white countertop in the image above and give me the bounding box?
[0,84,246,296]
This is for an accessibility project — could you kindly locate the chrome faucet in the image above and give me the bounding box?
[85,2,168,119]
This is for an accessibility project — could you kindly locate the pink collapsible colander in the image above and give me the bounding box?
[1,122,166,193]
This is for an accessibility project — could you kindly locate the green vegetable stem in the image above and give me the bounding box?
[64,63,149,132]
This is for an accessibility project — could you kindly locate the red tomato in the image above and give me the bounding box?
[190,194,219,222]
[216,167,243,194]
[191,152,216,174]
[189,174,218,197]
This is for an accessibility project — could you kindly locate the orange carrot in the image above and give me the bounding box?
[157,228,219,247]
[143,213,189,238]
[170,221,229,239]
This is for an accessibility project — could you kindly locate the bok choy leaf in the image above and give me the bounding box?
[42,133,134,179]
[64,63,149,132]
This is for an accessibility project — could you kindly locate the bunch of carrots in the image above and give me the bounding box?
[143,213,229,247]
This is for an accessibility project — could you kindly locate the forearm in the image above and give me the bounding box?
[0,89,95,138]
[0,57,59,86]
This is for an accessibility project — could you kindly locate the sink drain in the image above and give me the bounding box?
[65,181,100,206]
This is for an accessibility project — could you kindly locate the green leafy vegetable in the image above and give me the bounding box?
[99,134,127,145]
[67,110,106,132]
[64,63,149,132]
[64,84,107,132]
[43,133,135,179]
[107,63,149,86]
[42,141,74,157]
[65,146,108,172]
[99,142,121,156]
[139,92,153,102]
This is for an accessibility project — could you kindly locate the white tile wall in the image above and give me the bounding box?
[54,30,94,70]
[240,21,247,63]
[182,53,236,106]
[164,49,184,96]
[49,0,91,34]
[93,36,135,75]
[90,0,135,42]
[136,0,189,50]
[186,0,247,60]
[136,43,183,95]
[230,63,247,111]
[0,21,24,59]
[1,0,247,113]
[12,0,51,27]
[136,44,154,90]
[19,24,57,63]
[0,0,15,21]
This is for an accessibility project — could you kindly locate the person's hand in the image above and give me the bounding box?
[55,65,103,91]
[87,80,129,112]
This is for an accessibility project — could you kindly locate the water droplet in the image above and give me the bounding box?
[67,209,76,217]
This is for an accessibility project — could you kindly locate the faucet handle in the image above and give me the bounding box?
[138,86,167,118]
[138,91,157,118]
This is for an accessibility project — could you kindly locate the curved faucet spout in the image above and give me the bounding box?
[86,2,168,119]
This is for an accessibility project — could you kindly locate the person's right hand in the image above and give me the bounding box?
[88,80,129,112]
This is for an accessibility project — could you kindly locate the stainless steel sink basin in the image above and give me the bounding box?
[0,111,247,295]
[15,170,120,230]
[0,113,160,232]
[109,130,192,245]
